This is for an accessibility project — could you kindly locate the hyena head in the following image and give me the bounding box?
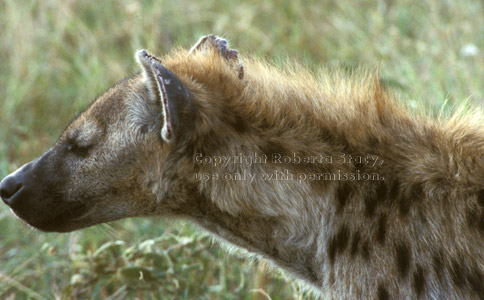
[0,35,242,232]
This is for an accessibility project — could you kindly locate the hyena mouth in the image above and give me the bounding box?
[25,202,89,233]
[0,157,89,232]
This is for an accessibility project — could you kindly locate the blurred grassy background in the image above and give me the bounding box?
[0,0,482,299]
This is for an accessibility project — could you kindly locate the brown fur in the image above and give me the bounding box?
[2,35,484,299]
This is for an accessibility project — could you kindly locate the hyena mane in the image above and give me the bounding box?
[2,35,484,299]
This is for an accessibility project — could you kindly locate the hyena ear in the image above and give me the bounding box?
[189,34,244,79]
[136,49,194,143]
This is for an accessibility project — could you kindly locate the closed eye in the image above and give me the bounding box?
[66,141,91,157]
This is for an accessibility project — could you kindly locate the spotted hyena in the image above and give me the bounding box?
[1,35,484,299]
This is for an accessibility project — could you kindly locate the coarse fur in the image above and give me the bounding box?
[2,35,484,299]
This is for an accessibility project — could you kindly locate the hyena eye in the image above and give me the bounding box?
[66,142,91,158]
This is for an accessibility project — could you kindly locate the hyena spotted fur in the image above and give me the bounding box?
[1,35,484,299]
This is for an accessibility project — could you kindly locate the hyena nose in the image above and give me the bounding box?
[0,174,23,207]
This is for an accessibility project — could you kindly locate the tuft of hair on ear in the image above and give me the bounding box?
[136,49,160,102]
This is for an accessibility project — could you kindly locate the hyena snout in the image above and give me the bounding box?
[0,155,88,232]
[0,166,24,206]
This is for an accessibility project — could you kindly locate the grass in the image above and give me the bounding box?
[0,0,483,299]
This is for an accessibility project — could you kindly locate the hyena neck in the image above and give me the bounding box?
[174,109,484,298]
[177,185,325,286]
[164,55,484,296]
[183,121,484,298]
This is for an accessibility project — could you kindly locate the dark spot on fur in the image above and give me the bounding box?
[364,193,377,218]
[327,225,350,264]
[473,192,484,234]
[467,265,484,298]
[450,258,466,287]
[376,214,387,245]
[306,261,319,284]
[388,179,400,206]
[365,182,388,218]
[368,135,379,148]
[361,240,370,261]
[389,179,399,196]
[272,246,280,259]
[108,187,120,196]
[395,242,411,279]
[398,195,411,217]
[336,184,352,214]
[413,264,425,297]
[350,231,361,258]
[183,141,197,158]
[353,158,364,171]
[199,130,224,153]
[477,190,484,209]
[432,249,444,281]
[224,113,248,134]
[233,114,248,133]
[146,180,155,189]
[466,209,479,227]
[399,184,423,217]
[411,182,424,199]
[258,117,272,131]
[376,181,388,201]
[478,218,484,234]
[318,127,335,144]
[140,124,149,134]
[262,140,289,158]
[338,135,352,153]
[377,284,389,300]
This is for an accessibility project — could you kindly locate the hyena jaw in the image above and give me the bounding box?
[2,35,484,299]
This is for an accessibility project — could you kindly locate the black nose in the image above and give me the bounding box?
[0,174,23,206]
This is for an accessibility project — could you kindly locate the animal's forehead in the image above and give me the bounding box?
[89,83,131,120]
[63,115,103,145]
[74,119,102,136]
[67,75,140,132]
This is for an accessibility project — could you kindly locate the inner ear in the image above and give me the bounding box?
[136,50,160,102]
[136,49,194,142]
